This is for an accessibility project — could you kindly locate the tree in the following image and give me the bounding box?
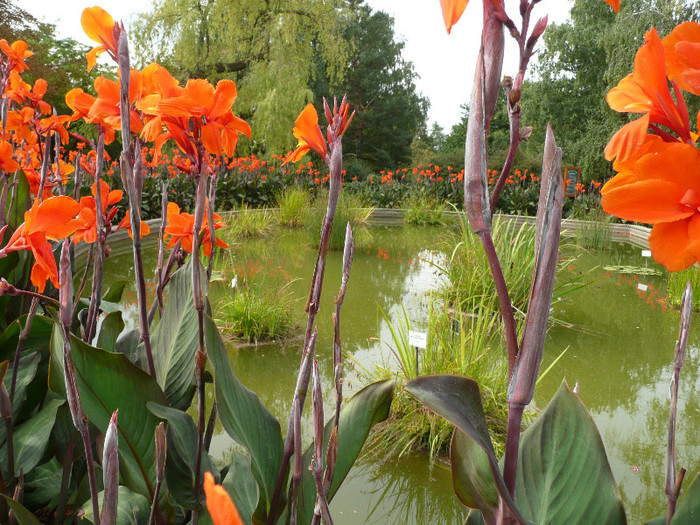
[521,0,700,181]
[132,0,351,154]
[330,3,428,171]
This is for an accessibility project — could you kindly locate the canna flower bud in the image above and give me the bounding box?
[101,410,119,525]
[526,16,548,55]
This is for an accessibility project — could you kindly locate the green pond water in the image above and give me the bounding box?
[100,223,700,524]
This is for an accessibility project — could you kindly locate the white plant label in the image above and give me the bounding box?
[408,330,427,349]
[641,250,652,258]
[637,283,648,292]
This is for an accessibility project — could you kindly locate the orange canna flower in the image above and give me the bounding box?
[601,141,700,271]
[117,213,151,240]
[662,21,700,97]
[0,196,80,291]
[605,28,692,162]
[71,180,124,244]
[0,40,34,73]
[151,78,251,158]
[163,202,228,257]
[0,139,20,173]
[283,104,328,165]
[203,472,243,525]
[81,6,120,72]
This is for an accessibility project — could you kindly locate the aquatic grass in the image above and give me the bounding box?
[368,299,509,460]
[306,191,373,250]
[667,265,700,311]
[215,279,297,343]
[403,193,448,226]
[274,187,311,228]
[571,203,613,250]
[224,203,274,239]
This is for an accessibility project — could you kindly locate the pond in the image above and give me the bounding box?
[100,222,700,524]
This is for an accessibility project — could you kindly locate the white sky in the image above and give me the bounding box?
[24,0,573,131]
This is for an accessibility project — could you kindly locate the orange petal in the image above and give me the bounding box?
[81,7,115,46]
[203,472,243,525]
[649,219,696,271]
[211,80,238,120]
[601,179,692,223]
[604,115,649,162]
[33,196,81,239]
[440,0,469,34]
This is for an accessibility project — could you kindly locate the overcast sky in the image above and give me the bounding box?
[25,0,573,130]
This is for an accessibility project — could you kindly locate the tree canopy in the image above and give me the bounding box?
[520,0,700,181]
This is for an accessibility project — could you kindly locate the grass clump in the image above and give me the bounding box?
[306,191,373,250]
[403,192,448,226]
[274,187,311,228]
[667,265,700,310]
[225,203,273,239]
[571,202,612,250]
[368,301,509,460]
[216,280,296,343]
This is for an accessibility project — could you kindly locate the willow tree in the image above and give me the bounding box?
[131,0,350,153]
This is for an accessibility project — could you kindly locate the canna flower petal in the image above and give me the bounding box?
[604,114,649,162]
[81,7,118,71]
[203,472,243,525]
[0,39,34,73]
[440,0,468,34]
[663,22,700,96]
[283,104,327,165]
[648,218,699,271]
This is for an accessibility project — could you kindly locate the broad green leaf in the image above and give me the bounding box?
[80,486,151,524]
[405,375,527,523]
[148,259,202,410]
[0,314,53,362]
[6,170,29,230]
[2,495,42,525]
[0,398,63,479]
[49,323,168,498]
[146,402,218,510]
[205,313,283,523]
[114,328,145,368]
[515,381,626,524]
[2,351,40,418]
[451,429,498,524]
[23,457,63,508]
[97,311,125,352]
[295,379,395,524]
[102,281,128,303]
[646,472,700,524]
[222,453,259,525]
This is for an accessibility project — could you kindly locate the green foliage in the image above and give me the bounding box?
[667,265,700,311]
[225,204,274,239]
[215,279,296,343]
[274,187,311,228]
[369,302,509,460]
[328,3,428,170]
[306,191,373,251]
[403,192,448,226]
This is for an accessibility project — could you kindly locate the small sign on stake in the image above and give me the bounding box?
[641,250,652,258]
[409,330,427,377]
[637,283,648,292]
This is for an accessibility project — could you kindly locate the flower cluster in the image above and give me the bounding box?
[601,22,700,271]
